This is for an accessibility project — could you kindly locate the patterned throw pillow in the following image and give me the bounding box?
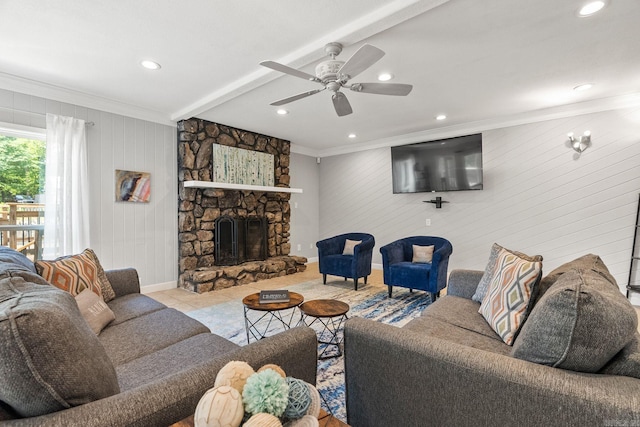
[472,243,543,303]
[342,239,362,255]
[35,249,115,301]
[412,245,434,263]
[479,248,542,345]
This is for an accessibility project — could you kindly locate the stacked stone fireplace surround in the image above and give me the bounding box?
[178,118,307,293]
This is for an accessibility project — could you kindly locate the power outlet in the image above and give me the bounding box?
[425,218,431,226]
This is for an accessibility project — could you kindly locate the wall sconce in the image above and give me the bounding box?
[567,131,591,154]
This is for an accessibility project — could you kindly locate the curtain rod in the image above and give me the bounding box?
[0,106,95,126]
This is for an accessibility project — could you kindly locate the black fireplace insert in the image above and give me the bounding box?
[214,216,267,266]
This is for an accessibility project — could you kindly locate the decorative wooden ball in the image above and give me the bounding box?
[242,412,283,427]
[304,383,321,418]
[258,364,286,378]
[214,361,255,394]
[194,385,244,427]
[284,415,320,427]
[283,377,312,419]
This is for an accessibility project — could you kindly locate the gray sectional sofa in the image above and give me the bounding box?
[0,247,317,426]
[344,254,640,427]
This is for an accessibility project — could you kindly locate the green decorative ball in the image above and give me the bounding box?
[242,369,290,417]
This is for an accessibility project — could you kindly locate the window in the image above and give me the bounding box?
[0,122,46,260]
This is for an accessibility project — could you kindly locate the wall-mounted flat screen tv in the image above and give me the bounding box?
[391,133,483,193]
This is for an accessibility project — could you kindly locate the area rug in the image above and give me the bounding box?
[186,279,432,422]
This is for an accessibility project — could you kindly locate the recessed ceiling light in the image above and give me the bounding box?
[435,114,447,121]
[276,109,289,115]
[141,60,161,70]
[573,83,594,91]
[348,133,357,139]
[377,73,393,82]
[578,1,606,17]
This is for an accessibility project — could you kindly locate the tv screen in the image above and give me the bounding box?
[391,133,483,193]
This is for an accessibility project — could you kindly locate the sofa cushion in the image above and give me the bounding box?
[99,307,210,365]
[479,248,542,345]
[471,243,543,303]
[115,333,240,391]
[599,333,640,379]
[35,248,114,300]
[75,288,115,334]
[389,261,431,284]
[0,274,119,417]
[419,295,502,340]
[512,268,638,372]
[106,292,166,326]
[412,244,434,263]
[531,253,614,308]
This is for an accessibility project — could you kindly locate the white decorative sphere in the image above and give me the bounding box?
[243,412,283,427]
[214,361,255,394]
[304,383,321,418]
[194,385,244,427]
[258,364,286,378]
[284,415,320,427]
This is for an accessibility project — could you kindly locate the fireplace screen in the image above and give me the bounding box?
[214,216,267,266]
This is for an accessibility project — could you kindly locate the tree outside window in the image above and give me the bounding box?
[0,135,46,202]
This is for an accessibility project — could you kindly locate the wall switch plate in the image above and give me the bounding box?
[425,218,431,226]
[294,202,298,209]
[297,244,301,251]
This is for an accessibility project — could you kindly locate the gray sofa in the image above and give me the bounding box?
[344,255,640,427]
[0,248,317,426]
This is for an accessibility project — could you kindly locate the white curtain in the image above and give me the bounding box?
[43,113,90,258]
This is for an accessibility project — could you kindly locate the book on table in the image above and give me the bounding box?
[259,290,290,304]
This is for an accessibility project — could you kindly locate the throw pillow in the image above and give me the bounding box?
[412,245,434,263]
[342,239,362,256]
[35,248,115,301]
[0,274,120,417]
[479,248,542,345]
[472,243,543,303]
[75,288,116,334]
[511,268,638,372]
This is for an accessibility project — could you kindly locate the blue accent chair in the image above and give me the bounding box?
[316,233,375,290]
[380,236,453,300]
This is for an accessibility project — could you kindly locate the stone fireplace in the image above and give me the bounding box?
[177,118,306,293]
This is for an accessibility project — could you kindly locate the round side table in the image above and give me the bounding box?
[242,291,304,344]
[298,299,350,359]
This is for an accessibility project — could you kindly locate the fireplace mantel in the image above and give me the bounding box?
[184,180,303,194]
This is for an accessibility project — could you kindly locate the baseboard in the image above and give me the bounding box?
[140,281,177,294]
[372,262,383,270]
[305,256,319,263]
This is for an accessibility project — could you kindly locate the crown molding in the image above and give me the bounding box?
[315,92,640,158]
[0,72,176,127]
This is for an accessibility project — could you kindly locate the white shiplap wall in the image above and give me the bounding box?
[289,152,321,260]
[319,107,640,295]
[0,89,178,289]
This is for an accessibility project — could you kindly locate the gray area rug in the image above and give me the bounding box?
[186,278,432,422]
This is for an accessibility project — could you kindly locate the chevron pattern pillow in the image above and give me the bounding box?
[479,248,542,345]
[35,249,114,301]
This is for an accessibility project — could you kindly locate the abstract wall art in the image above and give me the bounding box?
[115,170,151,203]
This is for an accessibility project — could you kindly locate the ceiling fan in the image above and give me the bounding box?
[260,42,413,117]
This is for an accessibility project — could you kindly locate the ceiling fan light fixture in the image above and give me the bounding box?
[578,1,606,17]
[140,60,161,70]
[377,73,393,81]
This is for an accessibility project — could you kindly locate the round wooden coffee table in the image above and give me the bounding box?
[298,299,350,359]
[242,291,304,344]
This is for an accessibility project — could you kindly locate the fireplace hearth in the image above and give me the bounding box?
[214,216,267,266]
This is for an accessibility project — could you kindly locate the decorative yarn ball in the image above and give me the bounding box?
[243,412,283,427]
[258,364,286,378]
[303,383,321,418]
[283,415,320,427]
[194,385,244,427]
[214,361,255,394]
[242,369,290,417]
[283,377,312,419]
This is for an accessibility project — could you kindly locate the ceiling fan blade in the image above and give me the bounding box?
[332,92,353,117]
[270,88,325,106]
[338,44,385,79]
[350,82,413,96]
[260,60,319,82]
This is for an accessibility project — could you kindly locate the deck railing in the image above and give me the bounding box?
[0,203,45,260]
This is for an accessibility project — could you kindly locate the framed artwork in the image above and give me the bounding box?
[115,170,150,203]
[212,145,274,186]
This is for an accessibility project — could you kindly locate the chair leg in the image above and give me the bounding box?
[344,277,347,281]
[323,274,327,284]
[354,278,358,291]
[388,286,392,297]
[429,292,436,301]
[364,276,368,285]
[410,289,413,293]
